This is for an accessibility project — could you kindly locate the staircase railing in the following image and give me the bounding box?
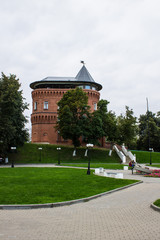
[113,145,126,163]
[121,144,136,162]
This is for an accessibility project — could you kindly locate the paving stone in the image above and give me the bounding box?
[0,165,160,240]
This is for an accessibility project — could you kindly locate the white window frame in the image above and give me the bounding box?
[44,101,48,110]
[34,102,37,110]
[94,103,97,111]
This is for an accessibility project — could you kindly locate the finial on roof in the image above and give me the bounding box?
[80,60,85,65]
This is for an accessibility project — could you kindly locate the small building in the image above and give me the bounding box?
[30,64,102,145]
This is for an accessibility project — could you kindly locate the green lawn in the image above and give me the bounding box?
[61,163,126,169]
[0,167,138,205]
[147,164,160,168]
[153,199,160,208]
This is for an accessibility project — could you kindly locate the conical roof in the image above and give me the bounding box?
[75,65,95,82]
[30,64,102,91]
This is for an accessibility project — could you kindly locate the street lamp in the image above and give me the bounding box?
[38,147,42,162]
[86,143,94,175]
[149,148,154,165]
[57,147,61,165]
[11,147,16,168]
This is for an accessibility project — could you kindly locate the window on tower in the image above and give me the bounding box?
[94,103,97,111]
[44,101,48,110]
[34,102,37,110]
[85,85,91,89]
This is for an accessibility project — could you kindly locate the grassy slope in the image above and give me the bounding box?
[8,143,120,164]
[7,143,160,165]
[0,167,138,204]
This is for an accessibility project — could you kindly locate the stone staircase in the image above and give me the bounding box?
[113,144,136,164]
[121,144,136,163]
[126,156,131,164]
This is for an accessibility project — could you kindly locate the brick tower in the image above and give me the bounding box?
[30,64,102,144]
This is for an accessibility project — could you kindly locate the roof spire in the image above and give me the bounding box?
[76,64,95,83]
[80,60,85,65]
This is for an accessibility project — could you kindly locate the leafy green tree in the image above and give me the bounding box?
[97,100,119,142]
[81,99,119,146]
[0,73,29,157]
[117,106,137,148]
[93,100,119,144]
[56,88,90,148]
[137,111,160,151]
[83,110,104,145]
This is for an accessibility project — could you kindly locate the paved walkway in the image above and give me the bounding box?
[0,165,160,240]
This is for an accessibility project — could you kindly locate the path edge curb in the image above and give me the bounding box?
[150,202,160,212]
[0,181,143,210]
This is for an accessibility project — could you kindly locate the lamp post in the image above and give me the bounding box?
[0,140,4,164]
[57,147,61,165]
[11,147,16,168]
[149,148,153,165]
[38,147,42,162]
[86,143,94,175]
[146,98,151,164]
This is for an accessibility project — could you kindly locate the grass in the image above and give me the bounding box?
[0,167,138,205]
[146,164,160,168]
[132,150,160,163]
[7,143,120,164]
[6,143,160,166]
[61,163,126,169]
[153,199,160,208]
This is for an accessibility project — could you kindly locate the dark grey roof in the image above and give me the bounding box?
[30,65,102,90]
[42,77,76,81]
[75,65,95,82]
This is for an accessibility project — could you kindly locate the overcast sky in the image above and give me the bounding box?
[1,0,160,131]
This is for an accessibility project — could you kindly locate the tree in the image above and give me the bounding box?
[137,111,160,151]
[96,100,119,143]
[83,110,104,145]
[56,88,90,148]
[81,99,119,146]
[0,73,29,157]
[57,91,126,147]
[117,106,137,148]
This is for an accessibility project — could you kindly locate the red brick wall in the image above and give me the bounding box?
[31,88,100,144]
